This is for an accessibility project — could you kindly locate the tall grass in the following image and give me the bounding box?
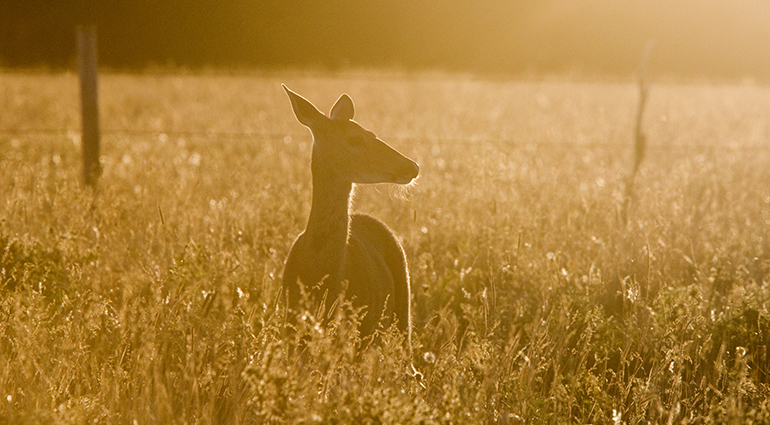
[1,71,769,424]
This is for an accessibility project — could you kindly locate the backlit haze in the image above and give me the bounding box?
[2,0,770,80]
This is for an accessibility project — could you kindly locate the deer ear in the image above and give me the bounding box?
[329,93,355,120]
[283,84,325,128]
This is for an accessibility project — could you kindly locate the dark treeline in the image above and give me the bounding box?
[3,0,770,81]
[2,0,533,71]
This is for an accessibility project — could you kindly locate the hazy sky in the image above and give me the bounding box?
[514,0,770,78]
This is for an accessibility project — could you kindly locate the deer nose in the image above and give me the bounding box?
[410,161,420,178]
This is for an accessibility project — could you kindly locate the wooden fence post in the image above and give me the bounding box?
[77,24,101,186]
[621,40,655,226]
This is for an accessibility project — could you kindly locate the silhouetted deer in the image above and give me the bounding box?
[281,85,419,351]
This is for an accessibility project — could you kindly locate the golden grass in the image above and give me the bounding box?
[1,71,769,424]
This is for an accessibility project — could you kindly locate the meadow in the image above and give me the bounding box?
[1,71,769,424]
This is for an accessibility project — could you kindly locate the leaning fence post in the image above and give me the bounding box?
[621,40,655,226]
[77,24,101,186]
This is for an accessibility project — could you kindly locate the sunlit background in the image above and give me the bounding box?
[3,1,770,423]
[3,0,770,80]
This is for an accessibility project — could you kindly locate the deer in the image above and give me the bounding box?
[281,84,419,357]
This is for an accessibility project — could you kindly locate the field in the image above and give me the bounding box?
[1,71,769,424]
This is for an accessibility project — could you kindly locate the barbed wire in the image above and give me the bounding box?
[1,127,769,153]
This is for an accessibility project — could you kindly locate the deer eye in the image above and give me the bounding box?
[348,135,365,147]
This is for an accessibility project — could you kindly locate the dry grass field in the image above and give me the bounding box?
[1,71,769,424]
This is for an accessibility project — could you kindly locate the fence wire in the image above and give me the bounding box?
[1,127,769,154]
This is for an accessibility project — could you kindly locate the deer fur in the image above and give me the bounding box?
[281,84,419,344]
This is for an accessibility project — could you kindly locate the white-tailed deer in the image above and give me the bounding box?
[281,84,419,347]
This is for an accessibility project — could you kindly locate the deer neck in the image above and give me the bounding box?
[305,155,353,276]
